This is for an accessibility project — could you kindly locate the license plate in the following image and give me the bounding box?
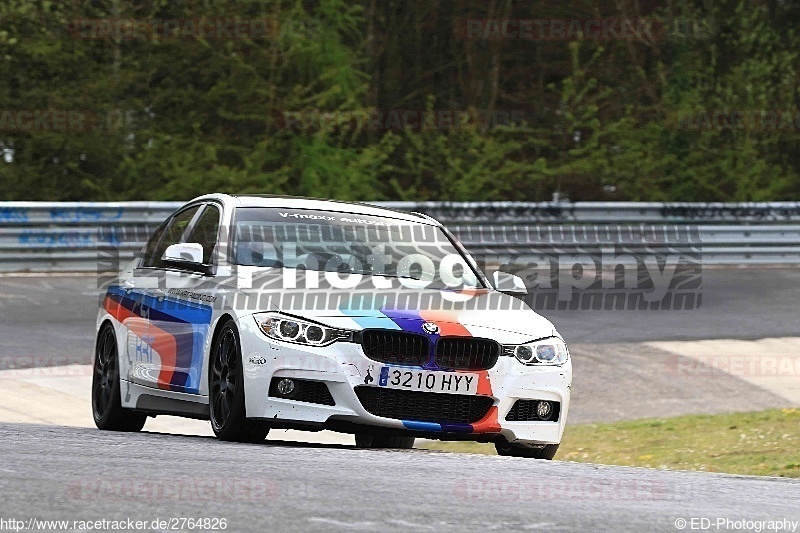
[376,367,479,395]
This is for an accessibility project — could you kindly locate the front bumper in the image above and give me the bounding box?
[238,317,571,445]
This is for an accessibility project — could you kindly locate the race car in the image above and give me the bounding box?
[92,194,572,458]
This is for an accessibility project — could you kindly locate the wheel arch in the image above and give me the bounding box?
[206,312,238,381]
[96,317,119,353]
[209,312,237,350]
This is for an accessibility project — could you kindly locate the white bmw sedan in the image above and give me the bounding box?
[92,194,572,458]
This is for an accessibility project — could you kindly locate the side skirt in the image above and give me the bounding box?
[121,380,209,420]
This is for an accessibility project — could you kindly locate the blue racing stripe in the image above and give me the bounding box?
[380,308,439,370]
[440,423,474,433]
[107,286,211,325]
[402,420,442,432]
[337,304,402,331]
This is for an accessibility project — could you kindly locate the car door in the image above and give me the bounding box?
[122,204,205,392]
[152,202,222,395]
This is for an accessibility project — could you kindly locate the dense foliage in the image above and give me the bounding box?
[1,0,799,201]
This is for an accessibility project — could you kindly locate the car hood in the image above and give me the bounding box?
[257,285,559,343]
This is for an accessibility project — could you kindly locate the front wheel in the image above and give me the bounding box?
[355,433,415,449]
[92,323,147,432]
[209,320,269,443]
[495,439,559,459]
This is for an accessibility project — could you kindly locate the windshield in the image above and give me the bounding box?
[232,207,483,289]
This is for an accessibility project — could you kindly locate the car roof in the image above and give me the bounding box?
[191,193,438,225]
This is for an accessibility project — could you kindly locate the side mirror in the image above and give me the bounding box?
[492,270,527,295]
[162,243,210,274]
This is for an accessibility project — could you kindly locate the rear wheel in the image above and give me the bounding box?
[92,324,147,432]
[209,320,269,443]
[355,432,415,449]
[495,439,559,459]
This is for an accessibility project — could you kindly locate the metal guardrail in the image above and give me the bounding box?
[5,201,800,225]
[383,201,800,224]
[0,202,183,226]
[1,201,800,272]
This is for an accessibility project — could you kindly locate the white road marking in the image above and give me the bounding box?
[307,518,378,529]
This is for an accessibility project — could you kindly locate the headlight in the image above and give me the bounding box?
[503,337,569,366]
[254,313,352,346]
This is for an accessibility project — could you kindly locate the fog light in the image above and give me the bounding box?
[536,401,552,420]
[276,378,295,396]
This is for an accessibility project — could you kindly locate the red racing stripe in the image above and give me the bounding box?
[419,310,471,336]
[470,406,501,433]
[103,296,177,389]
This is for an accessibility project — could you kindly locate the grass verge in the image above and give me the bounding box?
[418,408,800,477]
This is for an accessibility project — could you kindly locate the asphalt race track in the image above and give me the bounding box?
[1,423,798,532]
[1,271,799,532]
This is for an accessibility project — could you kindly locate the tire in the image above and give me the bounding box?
[209,320,269,443]
[495,439,559,459]
[92,323,147,432]
[355,432,415,449]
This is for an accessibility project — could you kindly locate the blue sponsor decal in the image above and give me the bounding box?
[50,207,123,223]
[0,208,28,223]
[135,335,154,363]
